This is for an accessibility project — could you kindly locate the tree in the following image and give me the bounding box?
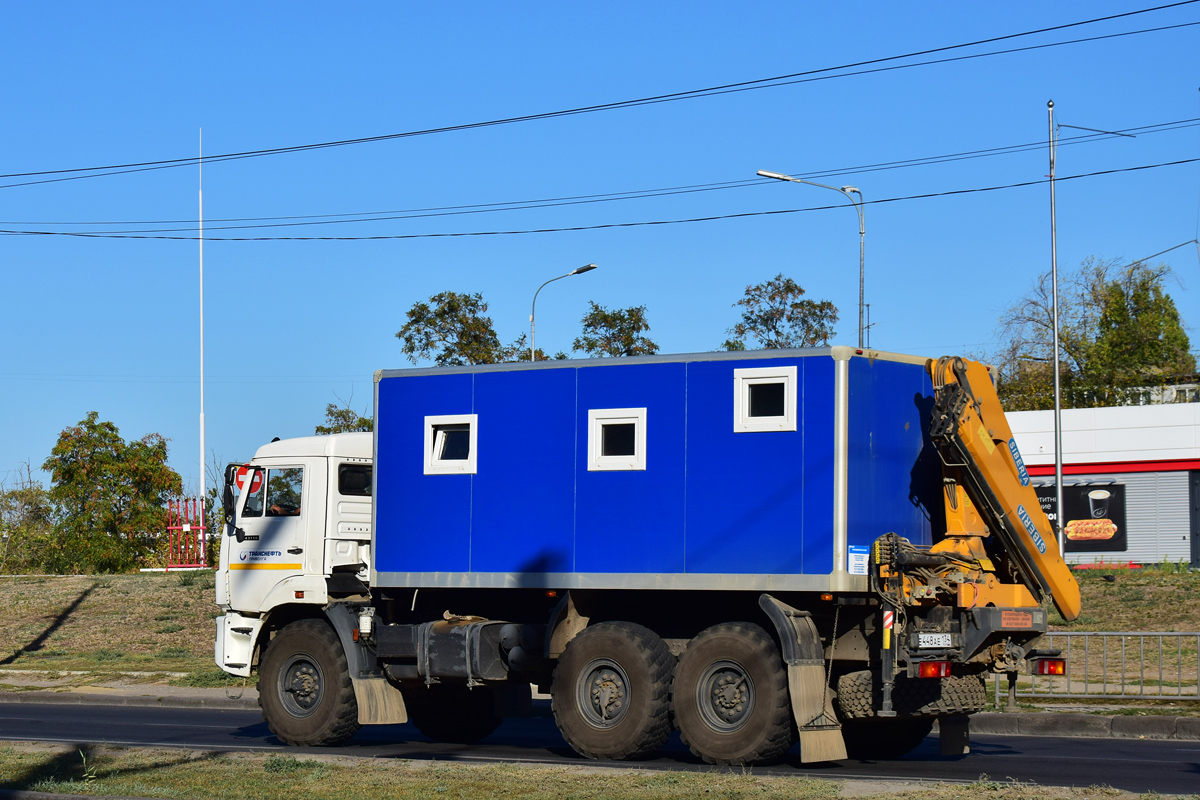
[722,274,838,350]
[994,258,1194,410]
[316,394,373,434]
[0,463,53,574]
[42,412,182,573]
[573,302,659,357]
[396,291,526,366]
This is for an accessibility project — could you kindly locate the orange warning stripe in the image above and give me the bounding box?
[229,563,303,571]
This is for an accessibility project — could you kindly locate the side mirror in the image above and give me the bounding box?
[222,463,240,533]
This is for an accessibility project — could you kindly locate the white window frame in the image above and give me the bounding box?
[587,407,647,471]
[733,366,797,433]
[424,414,478,475]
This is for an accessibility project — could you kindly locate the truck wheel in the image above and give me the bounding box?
[551,621,674,760]
[404,684,502,744]
[841,717,934,760]
[672,622,793,765]
[259,619,360,746]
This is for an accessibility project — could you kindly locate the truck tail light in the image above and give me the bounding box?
[1035,658,1066,675]
[917,661,951,678]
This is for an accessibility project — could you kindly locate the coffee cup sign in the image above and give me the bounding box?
[1088,489,1111,519]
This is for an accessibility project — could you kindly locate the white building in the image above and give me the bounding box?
[1008,404,1200,566]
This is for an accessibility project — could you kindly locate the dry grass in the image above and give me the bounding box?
[0,573,220,679]
[0,742,1180,800]
[1051,568,1200,631]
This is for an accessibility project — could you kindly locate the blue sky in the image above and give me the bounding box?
[2,2,1199,494]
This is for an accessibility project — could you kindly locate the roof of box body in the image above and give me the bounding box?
[253,432,372,460]
[1009,403,1200,466]
[374,346,929,381]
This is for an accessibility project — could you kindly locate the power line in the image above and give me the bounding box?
[1,2,1197,190]
[4,158,1196,242]
[7,117,1199,233]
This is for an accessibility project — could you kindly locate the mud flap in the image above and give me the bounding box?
[759,594,847,763]
[352,676,408,725]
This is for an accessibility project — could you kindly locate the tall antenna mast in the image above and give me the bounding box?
[198,130,207,532]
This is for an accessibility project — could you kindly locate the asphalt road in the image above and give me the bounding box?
[1,702,1197,794]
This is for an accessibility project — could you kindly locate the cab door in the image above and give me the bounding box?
[229,463,308,611]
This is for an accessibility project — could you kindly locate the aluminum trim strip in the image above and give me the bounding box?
[831,356,851,589]
[371,571,868,592]
[376,348,837,380]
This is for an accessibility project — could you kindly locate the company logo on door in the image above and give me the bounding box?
[239,550,282,562]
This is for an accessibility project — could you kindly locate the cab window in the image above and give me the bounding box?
[265,468,304,517]
[338,464,371,497]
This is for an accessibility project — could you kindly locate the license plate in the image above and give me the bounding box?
[918,633,952,649]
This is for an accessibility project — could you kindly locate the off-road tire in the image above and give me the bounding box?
[840,717,935,760]
[672,622,794,766]
[404,684,503,744]
[259,619,360,746]
[551,621,674,760]
[836,670,987,719]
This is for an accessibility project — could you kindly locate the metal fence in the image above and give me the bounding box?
[992,631,1200,702]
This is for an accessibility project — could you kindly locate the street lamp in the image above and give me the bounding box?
[757,170,866,348]
[1046,103,1136,553]
[530,264,598,361]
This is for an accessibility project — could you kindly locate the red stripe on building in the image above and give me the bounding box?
[1025,458,1200,476]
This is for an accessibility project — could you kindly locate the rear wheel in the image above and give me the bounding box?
[259,619,360,746]
[551,622,674,760]
[672,622,793,765]
[404,684,503,744]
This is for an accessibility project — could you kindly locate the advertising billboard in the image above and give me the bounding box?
[1034,484,1127,553]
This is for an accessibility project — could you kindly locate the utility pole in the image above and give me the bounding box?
[198,130,207,539]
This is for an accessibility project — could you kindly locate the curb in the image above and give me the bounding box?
[970,712,1200,740]
[0,691,258,712]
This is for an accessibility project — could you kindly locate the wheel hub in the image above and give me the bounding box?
[279,654,324,718]
[577,659,630,728]
[697,660,754,732]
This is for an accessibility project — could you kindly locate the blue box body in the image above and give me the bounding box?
[372,349,936,591]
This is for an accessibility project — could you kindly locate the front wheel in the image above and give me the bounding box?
[259,619,360,746]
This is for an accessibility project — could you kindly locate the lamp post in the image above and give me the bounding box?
[1046,103,1134,554]
[757,170,866,348]
[1048,100,1064,554]
[198,130,206,541]
[530,264,598,361]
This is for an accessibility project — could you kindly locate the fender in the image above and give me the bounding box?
[324,603,407,725]
[758,594,847,763]
[545,591,589,658]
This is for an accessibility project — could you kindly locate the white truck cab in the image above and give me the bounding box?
[215,433,372,676]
